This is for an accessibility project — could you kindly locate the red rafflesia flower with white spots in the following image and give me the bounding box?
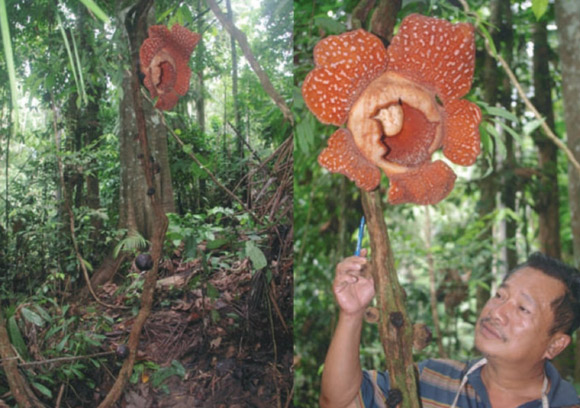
[302,14,482,205]
[140,24,200,111]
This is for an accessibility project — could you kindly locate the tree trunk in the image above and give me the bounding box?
[77,6,106,248]
[532,17,569,376]
[555,0,580,382]
[118,4,175,240]
[532,20,561,259]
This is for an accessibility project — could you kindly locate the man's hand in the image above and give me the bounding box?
[334,249,375,317]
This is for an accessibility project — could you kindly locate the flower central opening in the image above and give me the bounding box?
[150,51,177,93]
[374,102,403,136]
[347,71,444,174]
[380,103,439,167]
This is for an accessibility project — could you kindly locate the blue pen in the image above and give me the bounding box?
[355,216,365,256]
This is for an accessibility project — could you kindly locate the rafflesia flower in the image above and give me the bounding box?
[302,14,482,205]
[140,24,201,111]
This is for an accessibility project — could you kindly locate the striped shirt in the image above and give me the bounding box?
[357,358,580,408]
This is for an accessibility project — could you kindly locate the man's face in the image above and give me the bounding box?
[474,267,567,363]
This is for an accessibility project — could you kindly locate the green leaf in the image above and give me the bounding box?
[184,235,198,260]
[479,125,493,156]
[495,119,524,145]
[0,0,19,131]
[478,23,498,57]
[532,0,549,20]
[206,282,219,299]
[82,257,94,272]
[157,6,176,23]
[21,307,45,327]
[296,114,315,155]
[151,360,185,388]
[313,16,345,34]
[32,382,53,398]
[32,305,52,324]
[114,232,149,257]
[182,144,193,155]
[523,117,546,135]
[170,359,186,377]
[78,0,111,24]
[56,333,71,352]
[206,238,229,250]
[8,316,29,360]
[485,122,506,159]
[486,106,518,123]
[57,12,86,107]
[245,241,267,270]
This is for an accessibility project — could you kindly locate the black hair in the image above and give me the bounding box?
[506,252,580,335]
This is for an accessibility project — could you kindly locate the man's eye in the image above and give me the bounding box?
[519,306,530,314]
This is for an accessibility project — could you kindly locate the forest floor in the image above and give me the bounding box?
[57,246,293,408]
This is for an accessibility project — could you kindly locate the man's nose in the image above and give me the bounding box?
[489,299,512,324]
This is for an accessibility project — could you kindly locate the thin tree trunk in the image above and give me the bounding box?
[77,6,105,248]
[476,0,502,312]
[226,0,243,159]
[195,0,205,133]
[194,0,206,211]
[555,0,580,382]
[532,17,569,376]
[497,1,517,273]
[532,20,561,259]
[223,80,228,155]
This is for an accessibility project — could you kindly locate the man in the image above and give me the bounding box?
[320,251,580,408]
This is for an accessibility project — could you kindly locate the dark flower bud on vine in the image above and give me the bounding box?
[413,323,432,351]
[135,253,153,271]
[389,311,404,328]
[386,389,403,408]
[116,344,129,359]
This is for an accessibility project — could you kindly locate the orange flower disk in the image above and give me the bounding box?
[140,24,200,111]
[302,14,482,205]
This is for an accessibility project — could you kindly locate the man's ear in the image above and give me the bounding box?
[544,333,571,360]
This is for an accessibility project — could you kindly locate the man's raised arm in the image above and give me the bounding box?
[320,249,375,408]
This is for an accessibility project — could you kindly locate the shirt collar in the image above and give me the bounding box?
[464,358,579,408]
